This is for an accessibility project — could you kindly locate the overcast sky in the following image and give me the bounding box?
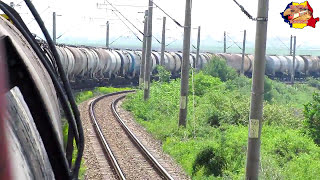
[2,0,320,54]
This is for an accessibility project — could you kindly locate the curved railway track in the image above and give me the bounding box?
[89,91,174,180]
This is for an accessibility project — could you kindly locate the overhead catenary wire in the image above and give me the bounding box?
[226,43,235,50]
[275,36,290,50]
[100,0,144,34]
[226,33,242,50]
[166,38,178,47]
[151,1,183,28]
[98,1,161,44]
[57,16,108,40]
[150,2,198,49]
[232,0,256,21]
[109,30,132,45]
[111,10,142,42]
[109,35,127,45]
[149,1,201,48]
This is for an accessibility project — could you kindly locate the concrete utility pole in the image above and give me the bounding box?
[290,35,293,55]
[195,26,201,69]
[245,0,269,179]
[291,36,296,85]
[241,30,246,75]
[144,0,153,100]
[139,10,148,86]
[178,0,192,127]
[160,17,166,66]
[53,12,56,45]
[106,21,110,48]
[224,31,227,53]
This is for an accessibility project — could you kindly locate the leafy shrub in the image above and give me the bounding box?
[203,56,237,82]
[196,90,250,126]
[306,77,320,90]
[269,81,316,108]
[155,65,171,83]
[190,72,223,96]
[263,103,303,129]
[225,75,251,92]
[304,92,320,145]
[282,154,320,179]
[192,147,225,176]
[264,77,273,102]
[226,76,273,102]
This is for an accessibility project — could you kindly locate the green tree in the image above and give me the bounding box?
[155,65,171,83]
[203,57,237,82]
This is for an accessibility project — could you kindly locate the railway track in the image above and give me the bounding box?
[89,91,174,180]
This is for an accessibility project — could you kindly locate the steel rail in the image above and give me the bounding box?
[111,94,174,180]
[89,90,174,180]
[89,91,134,180]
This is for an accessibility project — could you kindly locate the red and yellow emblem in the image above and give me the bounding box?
[281,1,319,29]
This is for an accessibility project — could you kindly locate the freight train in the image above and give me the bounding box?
[43,44,212,83]
[39,43,214,88]
[217,53,320,79]
[46,44,320,86]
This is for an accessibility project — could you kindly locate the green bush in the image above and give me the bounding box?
[282,154,320,179]
[192,147,225,177]
[155,65,171,83]
[306,77,320,89]
[190,72,223,96]
[264,77,273,102]
[226,75,251,92]
[203,56,238,82]
[226,76,273,102]
[304,92,320,145]
[226,76,316,108]
[262,126,320,167]
[263,103,303,129]
[268,80,316,108]
[196,90,250,126]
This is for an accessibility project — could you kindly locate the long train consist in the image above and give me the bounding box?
[43,44,213,83]
[48,44,320,85]
[217,53,320,78]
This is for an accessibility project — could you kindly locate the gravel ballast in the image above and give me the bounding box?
[79,93,190,179]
